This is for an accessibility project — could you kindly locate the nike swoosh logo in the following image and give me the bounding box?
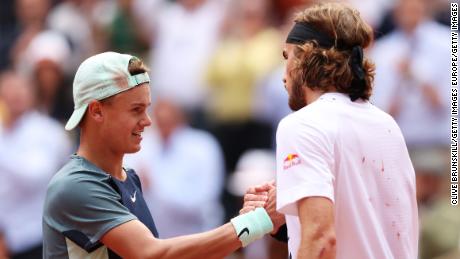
[237,227,250,238]
[130,190,137,203]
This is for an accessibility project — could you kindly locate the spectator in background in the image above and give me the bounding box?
[124,98,225,238]
[20,30,74,124]
[253,8,302,147]
[374,0,453,39]
[46,0,103,69]
[253,64,291,147]
[48,0,150,65]
[0,71,71,259]
[227,149,287,259]
[10,0,50,70]
[408,148,460,259]
[0,100,5,124]
[410,148,449,209]
[131,0,228,124]
[228,150,276,206]
[0,0,18,71]
[419,188,460,259]
[104,0,149,57]
[370,0,450,148]
[205,0,281,220]
[271,0,310,25]
[429,0,454,27]
[344,0,396,29]
[206,0,280,131]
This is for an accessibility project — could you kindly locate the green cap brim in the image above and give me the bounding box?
[65,104,88,131]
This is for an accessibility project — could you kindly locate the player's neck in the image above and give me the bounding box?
[305,89,323,105]
[77,132,126,181]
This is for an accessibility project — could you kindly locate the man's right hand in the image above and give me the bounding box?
[240,181,286,234]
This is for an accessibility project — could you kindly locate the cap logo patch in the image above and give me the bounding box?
[114,74,129,90]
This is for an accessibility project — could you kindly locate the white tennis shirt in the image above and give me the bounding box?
[276,93,418,259]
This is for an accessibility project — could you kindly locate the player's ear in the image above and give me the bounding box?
[87,100,104,123]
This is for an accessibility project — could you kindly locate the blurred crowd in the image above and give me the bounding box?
[0,0,456,258]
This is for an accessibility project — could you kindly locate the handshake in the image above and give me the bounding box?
[238,181,286,235]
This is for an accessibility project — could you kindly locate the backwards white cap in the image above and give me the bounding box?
[65,52,150,131]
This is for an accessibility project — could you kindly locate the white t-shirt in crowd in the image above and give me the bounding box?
[370,21,450,147]
[0,111,72,253]
[276,93,418,259]
[124,126,225,238]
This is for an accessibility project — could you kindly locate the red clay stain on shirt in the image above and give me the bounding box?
[381,161,385,173]
[397,232,401,240]
[362,156,366,163]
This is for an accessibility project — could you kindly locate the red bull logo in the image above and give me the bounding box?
[283,153,301,170]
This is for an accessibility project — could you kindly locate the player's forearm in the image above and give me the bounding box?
[297,231,336,259]
[155,223,240,259]
[152,207,273,258]
[103,208,272,258]
[297,197,336,259]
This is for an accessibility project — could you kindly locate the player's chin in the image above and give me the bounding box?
[125,144,142,154]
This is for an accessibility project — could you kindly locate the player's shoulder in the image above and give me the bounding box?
[52,155,108,182]
[47,156,113,201]
[279,96,339,128]
[368,102,399,125]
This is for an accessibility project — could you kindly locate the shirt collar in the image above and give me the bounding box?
[318,92,350,102]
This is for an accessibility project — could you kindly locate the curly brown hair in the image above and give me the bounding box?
[290,3,375,101]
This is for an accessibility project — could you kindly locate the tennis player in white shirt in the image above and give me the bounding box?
[243,3,418,259]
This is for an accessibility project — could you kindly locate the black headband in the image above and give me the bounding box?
[286,22,366,101]
[286,22,336,48]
